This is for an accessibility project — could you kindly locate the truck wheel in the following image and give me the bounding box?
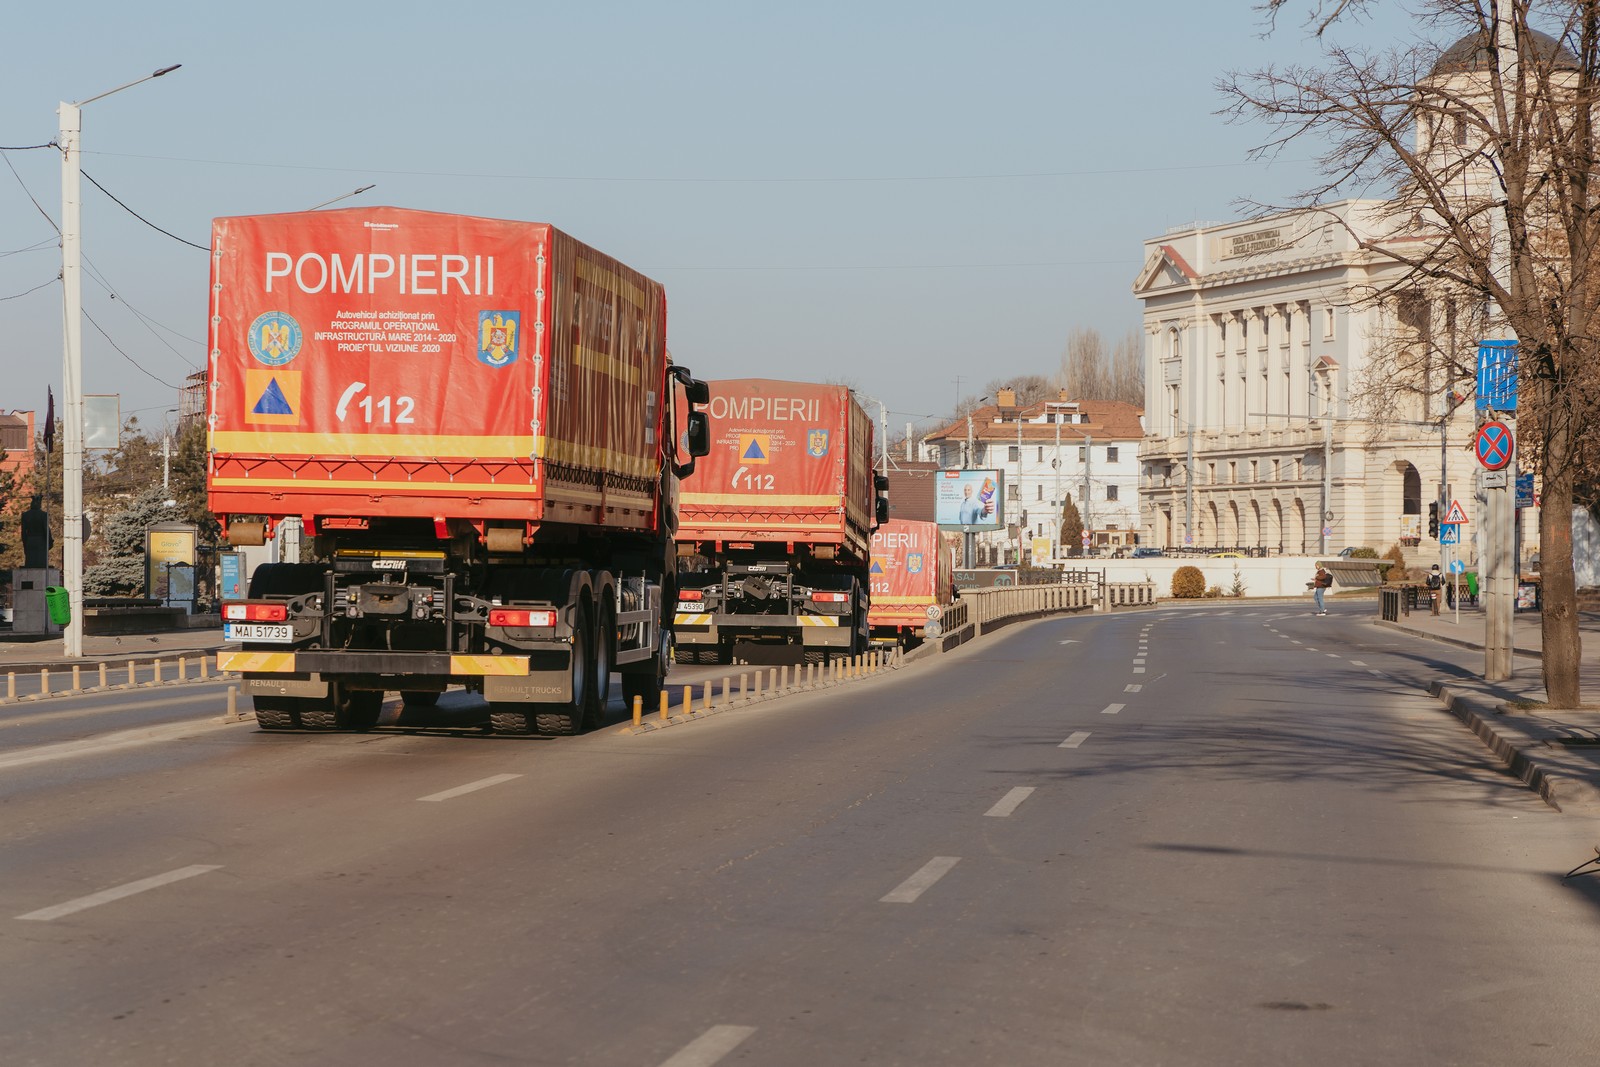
[252,696,300,730]
[621,635,670,711]
[584,602,615,730]
[488,706,535,735]
[537,602,591,736]
[340,690,384,731]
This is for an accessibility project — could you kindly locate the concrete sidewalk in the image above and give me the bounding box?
[0,628,232,676]
[1377,601,1600,815]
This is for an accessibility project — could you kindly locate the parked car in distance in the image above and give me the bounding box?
[1211,551,1243,558]
[1131,547,1164,558]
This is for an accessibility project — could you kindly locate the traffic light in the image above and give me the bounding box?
[1428,502,1439,538]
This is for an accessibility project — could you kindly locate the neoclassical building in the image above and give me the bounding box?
[1132,201,1481,556]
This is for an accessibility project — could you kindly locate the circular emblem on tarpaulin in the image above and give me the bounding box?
[248,312,303,366]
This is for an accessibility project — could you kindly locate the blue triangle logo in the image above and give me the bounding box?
[742,439,766,460]
[870,560,884,574]
[252,378,294,415]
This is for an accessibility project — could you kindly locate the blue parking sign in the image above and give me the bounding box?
[1476,340,1518,411]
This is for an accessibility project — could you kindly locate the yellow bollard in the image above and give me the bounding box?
[723,676,732,706]
[682,685,693,717]
[179,657,188,681]
[6,672,14,700]
[72,665,81,691]
[98,663,108,689]
[200,658,209,680]
[703,680,713,711]
[659,690,669,722]
[740,673,748,699]
[40,668,49,696]
[632,695,643,728]
[781,665,789,690]
[768,668,777,693]
[227,686,237,721]
[153,659,163,684]
[753,670,761,698]
[127,660,136,687]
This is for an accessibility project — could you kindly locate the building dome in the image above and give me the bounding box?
[1430,27,1578,78]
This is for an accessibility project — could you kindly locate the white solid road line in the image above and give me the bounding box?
[659,1025,758,1067]
[984,786,1035,818]
[881,856,961,903]
[417,773,523,803]
[1060,731,1091,749]
[1102,703,1125,715]
[17,864,222,922]
[0,718,239,772]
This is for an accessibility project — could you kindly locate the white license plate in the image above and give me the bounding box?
[225,623,294,643]
[676,603,705,614]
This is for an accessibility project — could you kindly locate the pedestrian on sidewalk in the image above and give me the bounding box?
[1311,564,1332,615]
[1427,564,1443,616]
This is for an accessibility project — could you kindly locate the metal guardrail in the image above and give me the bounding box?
[959,583,1094,627]
[1105,582,1158,607]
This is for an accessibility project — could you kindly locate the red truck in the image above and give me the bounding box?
[673,379,888,663]
[867,519,956,649]
[208,207,708,735]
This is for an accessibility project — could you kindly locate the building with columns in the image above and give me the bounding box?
[1133,200,1482,558]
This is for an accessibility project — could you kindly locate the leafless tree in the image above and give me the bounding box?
[1057,328,1145,404]
[1222,0,1600,705]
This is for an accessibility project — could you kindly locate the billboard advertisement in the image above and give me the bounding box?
[935,468,1004,531]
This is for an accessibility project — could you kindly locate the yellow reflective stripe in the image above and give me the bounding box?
[450,655,530,676]
[673,614,711,626]
[682,494,841,508]
[211,430,537,457]
[218,651,295,673]
[797,616,841,627]
[212,478,536,495]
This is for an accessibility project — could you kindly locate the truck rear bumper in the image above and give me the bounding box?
[220,650,532,676]
[673,613,851,648]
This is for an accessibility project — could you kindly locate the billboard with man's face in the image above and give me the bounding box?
[935,468,1004,531]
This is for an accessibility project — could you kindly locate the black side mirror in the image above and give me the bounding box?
[685,412,710,457]
[875,497,890,525]
[874,474,889,493]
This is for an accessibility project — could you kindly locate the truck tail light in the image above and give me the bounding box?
[677,590,704,601]
[224,603,288,622]
[810,592,849,603]
[488,609,557,627]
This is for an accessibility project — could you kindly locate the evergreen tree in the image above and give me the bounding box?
[1059,494,1085,557]
[83,486,173,597]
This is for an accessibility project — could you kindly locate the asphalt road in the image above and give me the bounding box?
[3,604,1598,1065]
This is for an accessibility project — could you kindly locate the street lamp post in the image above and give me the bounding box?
[59,63,180,658]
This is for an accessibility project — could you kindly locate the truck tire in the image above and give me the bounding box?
[621,634,670,711]
[537,601,592,736]
[583,601,615,731]
[300,685,383,731]
[252,695,301,730]
[488,706,535,735]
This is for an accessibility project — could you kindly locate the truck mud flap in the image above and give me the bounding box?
[241,673,329,699]
[483,670,572,703]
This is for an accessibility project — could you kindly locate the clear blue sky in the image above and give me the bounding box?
[1,1,1427,440]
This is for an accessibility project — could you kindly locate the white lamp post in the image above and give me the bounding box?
[59,63,180,657]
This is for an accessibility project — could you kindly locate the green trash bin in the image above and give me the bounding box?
[45,586,71,626]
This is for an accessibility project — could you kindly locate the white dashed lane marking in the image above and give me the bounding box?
[1060,731,1092,748]
[1102,703,1125,715]
[984,787,1035,818]
[1125,684,1142,693]
[17,865,223,922]
[418,774,522,803]
[881,857,961,903]
[659,1025,758,1067]
[1133,667,1146,674]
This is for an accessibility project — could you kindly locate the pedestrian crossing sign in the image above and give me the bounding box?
[1439,523,1461,545]
[1444,499,1469,524]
